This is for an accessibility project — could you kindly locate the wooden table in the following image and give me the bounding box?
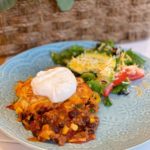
[0,56,7,65]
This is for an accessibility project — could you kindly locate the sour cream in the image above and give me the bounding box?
[31,67,77,103]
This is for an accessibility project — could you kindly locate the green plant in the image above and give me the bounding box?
[0,0,16,11]
[56,0,75,11]
[0,0,75,12]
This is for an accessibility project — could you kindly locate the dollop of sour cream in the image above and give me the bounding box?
[31,67,77,103]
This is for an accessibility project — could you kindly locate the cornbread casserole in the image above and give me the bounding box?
[8,78,100,145]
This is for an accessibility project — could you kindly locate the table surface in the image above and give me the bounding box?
[0,39,150,150]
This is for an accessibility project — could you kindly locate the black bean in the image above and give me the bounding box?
[87,123,96,128]
[21,113,26,120]
[90,104,95,108]
[85,101,91,105]
[68,109,79,119]
[53,126,61,133]
[58,123,64,128]
[82,116,90,125]
[53,138,59,144]
[29,115,34,122]
[37,107,50,115]
[88,129,95,134]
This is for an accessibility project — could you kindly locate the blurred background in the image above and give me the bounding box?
[0,0,150,56]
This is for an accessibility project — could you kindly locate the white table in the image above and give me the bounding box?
[0,39,150,150]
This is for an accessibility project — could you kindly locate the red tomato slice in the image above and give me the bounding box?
[103,65,144,97]
[103,83,114,97]
[123,65,145,81]
[103,71,128,97]
[113,71,128,86]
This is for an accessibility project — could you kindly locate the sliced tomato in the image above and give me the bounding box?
[123,65,145,81]
[103,65,144,97]
[103,83,114,97]
[113,71,128,86]
[103,71,128,97]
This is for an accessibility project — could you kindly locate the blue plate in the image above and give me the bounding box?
[0,41,150,150]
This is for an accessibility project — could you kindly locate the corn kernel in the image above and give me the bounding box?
[62,125,69,135]
[39,124,53,140]
[70,123,78,131]
[42,124,50,130]
[16,107,22,114]
[90,116,95,123]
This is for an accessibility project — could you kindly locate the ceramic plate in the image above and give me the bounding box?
[0,41,150,150]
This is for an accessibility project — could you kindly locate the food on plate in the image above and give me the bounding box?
[7,69,100,145]
[51,40,145,106]
[68,53,116,83]
[31,67,77,103]
[7,40,145,146]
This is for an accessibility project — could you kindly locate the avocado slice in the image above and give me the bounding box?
[68,52,116,82]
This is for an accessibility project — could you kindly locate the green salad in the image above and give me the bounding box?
[51,41,145,106]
